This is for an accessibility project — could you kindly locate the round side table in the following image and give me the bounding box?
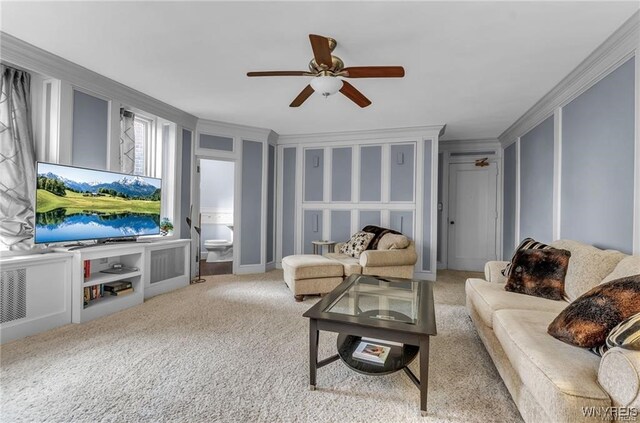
[312,240,336,255]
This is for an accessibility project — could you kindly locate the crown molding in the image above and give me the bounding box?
[498,11,639,146]
[0,31,198,129]
[277,124,446,145]
[196,118,277,142]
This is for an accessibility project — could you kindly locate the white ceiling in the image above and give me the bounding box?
[1,1,638,140]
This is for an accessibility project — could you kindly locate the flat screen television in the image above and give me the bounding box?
[35,162,162,244]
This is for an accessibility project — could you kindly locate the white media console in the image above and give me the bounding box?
[0,239,190,344]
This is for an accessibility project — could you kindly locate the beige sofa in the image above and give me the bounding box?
[326,240,418,279]
[282,241,417,301]
[466,240,640,423]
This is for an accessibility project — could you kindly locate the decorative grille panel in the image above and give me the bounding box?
[1,268,27,323]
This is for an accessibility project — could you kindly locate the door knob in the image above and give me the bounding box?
[450,221,455,225]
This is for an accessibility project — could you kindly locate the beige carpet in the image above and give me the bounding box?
[0,270,522,423]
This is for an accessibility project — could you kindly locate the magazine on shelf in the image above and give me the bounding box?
[352,341,392,364]
[361,337,403,347]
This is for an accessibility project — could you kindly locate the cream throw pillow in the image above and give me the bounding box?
[377,233,410,250]
[550,240,626,301]
[601,255,640,284]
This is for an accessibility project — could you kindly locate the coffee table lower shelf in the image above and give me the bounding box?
[336,333,420,376]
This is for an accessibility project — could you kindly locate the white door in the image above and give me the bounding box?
[447,162,498,271]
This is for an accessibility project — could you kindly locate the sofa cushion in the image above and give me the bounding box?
[281,255,343,280]
[505,248,570,301]
[550,240,626,301]
[548,276,640,348]
[465,278,566,328]
[339,231,375,258]
[602,255,640,284]
[323,253,362,276]
[377,233,410,250]
[493,309,611,418]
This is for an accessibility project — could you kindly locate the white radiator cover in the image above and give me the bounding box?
[0,255,72,344]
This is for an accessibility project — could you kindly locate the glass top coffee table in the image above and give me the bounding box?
[303,274,436,416]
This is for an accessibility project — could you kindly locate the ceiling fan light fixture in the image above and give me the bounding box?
[310,75,343,97]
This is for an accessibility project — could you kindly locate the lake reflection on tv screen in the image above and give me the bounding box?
[35,209,160,243]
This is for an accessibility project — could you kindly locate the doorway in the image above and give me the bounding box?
[198,158,235,276]
[446,161,499,271]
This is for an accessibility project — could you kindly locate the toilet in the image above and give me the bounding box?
[204,239,233,262]
[201,211,234,263]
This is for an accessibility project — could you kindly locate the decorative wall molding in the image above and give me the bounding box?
[0,31,198,129]
[499,11,639,146]
[277,125,445,145]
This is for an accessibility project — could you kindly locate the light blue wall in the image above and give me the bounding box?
[390,144,415,201]
[180,129,192,239]
[304,149,324,201]
[331,210,351,243]
[200,134,233,151]
[436,153,443,263]
[561,57,635,253]
[520,115,554,243]
[240,140,262,265]
[331,147,352,201]
[422,139,432,271]
[391,210,414,239]
[200,160,234,210]
[72,90,108,170]
[303,210,323,254]
[360,145,382,201]
[359,210,381,228]
[282,148,296,258]
[503,143,517,259]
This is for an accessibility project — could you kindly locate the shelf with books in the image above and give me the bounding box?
[82,270,142,288]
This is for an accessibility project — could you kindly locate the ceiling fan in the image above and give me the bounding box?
[247,34,405,108]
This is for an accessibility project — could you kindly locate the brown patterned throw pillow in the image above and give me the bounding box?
[502,237,552,277]
[339,231,375,258]
[505,248,571,300]
[548,275,640,348]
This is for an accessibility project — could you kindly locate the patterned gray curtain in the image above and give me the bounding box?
[0,65,36,250]
[119,108,136,174]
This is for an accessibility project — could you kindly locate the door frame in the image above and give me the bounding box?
[195,155,239,274]
[438,140,503,269]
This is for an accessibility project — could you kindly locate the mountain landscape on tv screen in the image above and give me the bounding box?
[35,164,162,243]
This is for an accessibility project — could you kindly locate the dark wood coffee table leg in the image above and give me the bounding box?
[420,336,430,416]
[309,319,318,390]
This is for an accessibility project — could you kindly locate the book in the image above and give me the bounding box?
[103,281,132,293]
[109,287,133,296]
[361,337,403,347]
[352,341,392,364]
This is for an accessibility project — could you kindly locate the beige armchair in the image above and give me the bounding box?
[326,241,417,279]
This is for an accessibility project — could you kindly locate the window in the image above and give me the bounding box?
[131,112,176,228]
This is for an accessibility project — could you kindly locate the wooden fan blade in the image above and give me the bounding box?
[290,85,315,107]
[247,71,311,77]
[342,66,405,78]
[309,34,333,68]
[339,81,371,108]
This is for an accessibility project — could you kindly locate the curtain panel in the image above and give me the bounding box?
[0,65,37,250]
[119,108,136,174]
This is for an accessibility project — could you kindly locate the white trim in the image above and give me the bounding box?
[553,108,563,241]
[278,125,445,145]
[440,138,500,153]
[0,31,197,129]
[235,264,264,275]
[515,138,521,243]
[429,137,439,275]
[635,49,640,255]
[499,11,639,146]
